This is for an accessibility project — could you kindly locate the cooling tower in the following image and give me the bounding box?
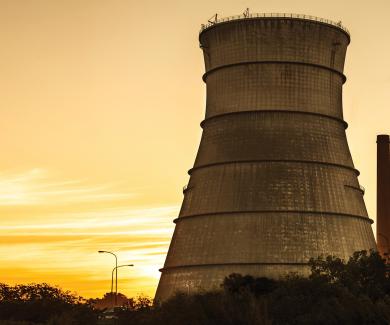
[155,14,376,301]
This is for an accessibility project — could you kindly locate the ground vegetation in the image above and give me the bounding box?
[1,250,389,324]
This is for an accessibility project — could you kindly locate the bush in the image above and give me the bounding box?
[0,283,98,324]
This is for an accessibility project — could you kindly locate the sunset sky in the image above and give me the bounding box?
[1,0,390,298]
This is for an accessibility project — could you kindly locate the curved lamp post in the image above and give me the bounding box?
[111,264,134,305]
[98,250,118,305]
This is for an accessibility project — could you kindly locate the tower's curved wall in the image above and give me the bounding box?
[155,16,376,302]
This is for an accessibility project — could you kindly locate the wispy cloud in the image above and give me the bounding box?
[0,169,135,206]
[1,205,177,230]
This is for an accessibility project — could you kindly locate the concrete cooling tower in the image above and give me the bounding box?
[155,13,377,302]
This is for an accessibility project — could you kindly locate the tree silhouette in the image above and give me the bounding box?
[0,283,97,324]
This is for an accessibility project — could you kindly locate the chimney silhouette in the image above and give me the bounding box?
[377,134,390,256]
[155,14,377,301]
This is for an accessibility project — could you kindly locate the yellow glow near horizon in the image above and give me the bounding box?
[1,0,390,299]
[0,169,178,297]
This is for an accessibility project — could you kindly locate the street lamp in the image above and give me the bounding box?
[98,250,118,305]
[111,264,134,305]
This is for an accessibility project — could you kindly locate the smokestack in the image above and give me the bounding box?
[377,134,390,256]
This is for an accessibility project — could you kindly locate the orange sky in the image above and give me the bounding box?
[1,0,390,298]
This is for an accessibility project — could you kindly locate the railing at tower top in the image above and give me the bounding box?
[200,13,350,36]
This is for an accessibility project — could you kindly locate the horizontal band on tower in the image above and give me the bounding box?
[173,210,374,224]
[202,60,347,83]
[344,184,365,194]
[200,110,348,129]
[160,261,309,272]
[188,159,360,176]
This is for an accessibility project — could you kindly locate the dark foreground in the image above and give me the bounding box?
[1,251,390,325]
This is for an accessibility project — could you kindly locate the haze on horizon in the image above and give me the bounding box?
[0,0,389,298]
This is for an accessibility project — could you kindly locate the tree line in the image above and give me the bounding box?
[1,250,390,324]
